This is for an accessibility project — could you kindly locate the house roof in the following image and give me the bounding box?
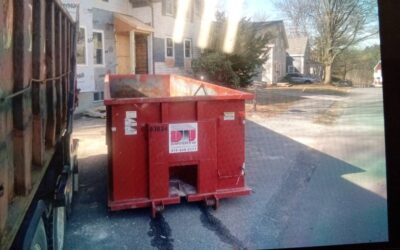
[114,13,154,33]
[252,20,289,49]
[287,37,308,56]
[252,21,284,30]
[374,61,381,71]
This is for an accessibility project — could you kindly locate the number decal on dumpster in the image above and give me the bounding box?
[169,123,198,153]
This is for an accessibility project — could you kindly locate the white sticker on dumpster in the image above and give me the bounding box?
[125,111,137,135]
[126,111,137,119]
[223,112,235,121]
[169,123,198,154]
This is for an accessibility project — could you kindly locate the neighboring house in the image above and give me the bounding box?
[286,36,324,81]
[373,61,382,85]
[286,36,310,75]
[61,0,203,112]
[253,21,289,84]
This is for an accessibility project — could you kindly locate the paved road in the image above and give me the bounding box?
[249,88,387,198]
[65,88,387,249]
[248,88,387,247]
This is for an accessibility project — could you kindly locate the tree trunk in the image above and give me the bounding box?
[324,63,332,84]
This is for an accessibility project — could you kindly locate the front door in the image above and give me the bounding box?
[116,32,131,74]
[135,34,148,74]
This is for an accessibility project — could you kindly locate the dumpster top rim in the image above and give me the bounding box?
[103,74,254,105]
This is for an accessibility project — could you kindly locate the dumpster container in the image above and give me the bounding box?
[104,74,254,217]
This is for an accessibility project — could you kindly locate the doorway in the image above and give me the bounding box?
[115,32,131,74]
[115,32,148,74]
[135,33,148,74]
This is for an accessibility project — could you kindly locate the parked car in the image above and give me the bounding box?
[284,73,316,84]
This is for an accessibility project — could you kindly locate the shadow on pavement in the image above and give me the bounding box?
[243,120,388,249]
[65,119,388,250]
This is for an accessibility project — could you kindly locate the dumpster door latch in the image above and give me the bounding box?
[236,163,246,185]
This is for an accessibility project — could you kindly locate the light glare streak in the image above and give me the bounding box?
[223,0,244,53]
[197,0,216,49]
[173,0,190,43]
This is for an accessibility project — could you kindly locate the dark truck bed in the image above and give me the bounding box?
[0,0,77,249]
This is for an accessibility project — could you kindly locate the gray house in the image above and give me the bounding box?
[253,21,289,84]
[61,0,203,112]
[286,36,323,80]
[286,36,310,75]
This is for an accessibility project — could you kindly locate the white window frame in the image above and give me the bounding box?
[184,39,192,58]
[165,0,174,16]
[77,26,88,66]
[165,37,175,58]
[92,29,105,67]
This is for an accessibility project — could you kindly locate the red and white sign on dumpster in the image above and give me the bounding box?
[169,123,198,153]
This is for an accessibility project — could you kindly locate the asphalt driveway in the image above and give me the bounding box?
[65,88,387,249]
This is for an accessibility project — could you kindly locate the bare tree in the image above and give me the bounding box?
[251,11,271,22]
[274,0,378,84]
[333,44,380,85]
[274,0,311,37]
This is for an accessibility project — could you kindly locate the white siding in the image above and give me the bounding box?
[136,1,202,74]
[62,0,158,93]
[259,24,287,84]
[63,0,96,92]
[155,62,184,74]
[92,0,139,16]
[61,0,203,111]
[130,5,152,23]
[150,2,201,41]
[262,45,274,83]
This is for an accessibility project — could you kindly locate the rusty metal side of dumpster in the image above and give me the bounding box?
[0,0,14,233]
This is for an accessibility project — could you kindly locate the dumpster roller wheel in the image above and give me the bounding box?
[151,201,165,218]
[205,196,219,210]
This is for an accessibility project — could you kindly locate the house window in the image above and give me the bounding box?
[165,37,174,58]
[93,31,104,66]
[165,0,175,16]
[184,39,192,58]
[77,27,86,65]
[288,65,295,73]
[93,91,104,101]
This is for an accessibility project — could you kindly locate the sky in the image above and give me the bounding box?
[242,0,281,20]
[217,0,281,20]
[217,0,380,48]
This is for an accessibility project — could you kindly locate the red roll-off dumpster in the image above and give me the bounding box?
[104,74,254,217]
